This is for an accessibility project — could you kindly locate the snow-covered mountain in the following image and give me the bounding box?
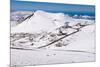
[11,10,95,52]
[11,11,33,27]
[10,10,95,66]
[11,10,68,33]
[11,10,94,33]
[73,14,95,20]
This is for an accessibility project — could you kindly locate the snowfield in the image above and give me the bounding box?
[10,10,95,66]
[11,49,95,66]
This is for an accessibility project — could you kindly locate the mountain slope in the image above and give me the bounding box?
[50,24,95,53]
[11,10,68,33]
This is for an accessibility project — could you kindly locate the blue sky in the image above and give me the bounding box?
[11,0,95,16]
